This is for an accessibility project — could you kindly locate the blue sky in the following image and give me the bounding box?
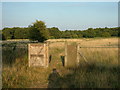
[2,2,118,30]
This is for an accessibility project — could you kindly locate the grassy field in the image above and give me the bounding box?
[2,37,119,88]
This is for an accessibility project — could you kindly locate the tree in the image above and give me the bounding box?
[2,28,15,39]
[48,27,61,39]
[101,32,111,37]
[118,27,120,37]
[62,30,72,38]
[2,34,6,40]
[14,28,29,39]
[86,28,96,38]
[29,20,49,42]
[0,31,2,40]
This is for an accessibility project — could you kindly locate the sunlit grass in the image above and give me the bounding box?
[2,38,119,88]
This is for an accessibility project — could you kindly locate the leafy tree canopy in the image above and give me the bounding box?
[29,20,49,42]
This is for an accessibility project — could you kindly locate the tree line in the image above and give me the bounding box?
[0,20,119,42]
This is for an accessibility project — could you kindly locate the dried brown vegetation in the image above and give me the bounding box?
[2,38,119,88]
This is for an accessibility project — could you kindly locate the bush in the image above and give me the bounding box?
[29,20,49,42]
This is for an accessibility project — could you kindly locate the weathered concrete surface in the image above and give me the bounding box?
[28,43,48,67]
[65,42,79,67]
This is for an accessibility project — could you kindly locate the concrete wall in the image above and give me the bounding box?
[65,42,79,67]
[28,43,48,67]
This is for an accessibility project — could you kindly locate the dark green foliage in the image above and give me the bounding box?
[1,22,119,40]
[2,27,29,39]
[2,27,15,39]
[0,30,2,40]
[2,42,28,66]
[118,27,120,37]
[48,27,61,39]
[29,20,49,42]
[2,34,6,40]
[101,32,111,37]
[82,28,93,38]
[14,28,29,39]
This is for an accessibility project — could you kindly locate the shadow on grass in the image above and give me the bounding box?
[48,68,61,88]
[2,43,28,66]
[48,63,119,88]
[60,56,65,66]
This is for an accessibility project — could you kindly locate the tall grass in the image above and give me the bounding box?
[2,38,119,88]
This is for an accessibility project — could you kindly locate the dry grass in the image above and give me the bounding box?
[2,37,119,88]
[47,37,118,47]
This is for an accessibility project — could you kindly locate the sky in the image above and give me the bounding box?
[1,2,118,30]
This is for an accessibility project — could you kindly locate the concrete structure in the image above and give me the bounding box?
[28,43,48,67]
[65,42,79,67]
